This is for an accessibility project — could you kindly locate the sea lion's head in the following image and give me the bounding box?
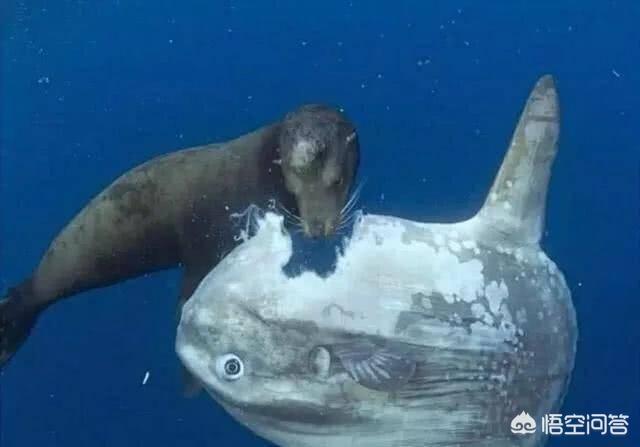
[278,104,359,238]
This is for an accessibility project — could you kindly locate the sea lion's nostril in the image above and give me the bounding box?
[306,221,324,238]
[324,221,337,236]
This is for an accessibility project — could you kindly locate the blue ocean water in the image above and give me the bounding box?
[1,1,638,446]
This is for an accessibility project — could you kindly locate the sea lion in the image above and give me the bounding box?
[177,75,577,446]
[0,104,360,376]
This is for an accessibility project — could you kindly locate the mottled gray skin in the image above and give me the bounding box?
[0,104,359,371]
[179,219,576,447]
[177,76,577,446]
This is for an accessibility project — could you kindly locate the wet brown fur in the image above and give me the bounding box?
[23,124,291,307]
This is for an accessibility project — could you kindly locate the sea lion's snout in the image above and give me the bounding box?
[278,104,360,238]
[303,218,337,238]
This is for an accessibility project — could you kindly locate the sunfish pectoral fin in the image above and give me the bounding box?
[477,75,560,245]
[181,366,204,397]
[177,267,209,397]
[332,341,417,392]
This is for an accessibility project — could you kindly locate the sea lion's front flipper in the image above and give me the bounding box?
[477,75,560,245]
[0,282,43,367]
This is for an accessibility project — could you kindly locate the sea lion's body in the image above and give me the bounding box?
[23,124,287,304]
[1,105,360,369]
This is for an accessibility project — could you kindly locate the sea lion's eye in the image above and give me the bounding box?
[215,353,244,381]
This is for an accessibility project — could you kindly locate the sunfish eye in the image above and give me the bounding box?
[309,346,331,378]
[215,353,244,381]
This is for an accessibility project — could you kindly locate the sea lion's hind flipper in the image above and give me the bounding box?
[477,75,560,245]
[0,284,43,368]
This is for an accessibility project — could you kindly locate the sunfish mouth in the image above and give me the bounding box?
[215,394,364,429]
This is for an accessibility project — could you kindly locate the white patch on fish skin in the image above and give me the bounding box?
[461,240,477,250]
[470,303,483,317]
[515,309,528,325]
[514,248,524,263]
[537,251,550,266]
[484,280,509,315]
[448,240,462,252]
[524,120,546,148]
[495,245,513,256]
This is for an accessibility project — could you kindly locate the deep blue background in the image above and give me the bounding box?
[1,1,638,446]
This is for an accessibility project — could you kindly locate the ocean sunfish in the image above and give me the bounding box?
[176,76,577,447]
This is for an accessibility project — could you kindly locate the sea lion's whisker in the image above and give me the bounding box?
[339,213,358,227]
[341,190,359,216]
[336,213,360,232]
[341,180,365,216]
[278,203,302,223]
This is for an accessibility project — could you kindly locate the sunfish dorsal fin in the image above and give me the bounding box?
[477,75,560,245]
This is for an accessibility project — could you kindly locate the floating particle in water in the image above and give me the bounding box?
[37,76,50,84]
[611,69,621,78]
[142,371,150,385]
